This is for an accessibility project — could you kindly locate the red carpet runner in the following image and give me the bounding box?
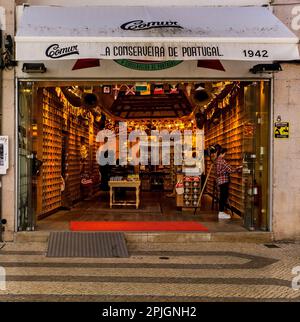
[70,221,209,232]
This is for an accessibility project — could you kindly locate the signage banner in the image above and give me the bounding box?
[16,41,300,61]
[16,6,299,62]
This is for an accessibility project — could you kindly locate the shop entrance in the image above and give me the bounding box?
[17,80,270,232]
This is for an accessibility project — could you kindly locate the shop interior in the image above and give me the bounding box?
[18,80,270,232]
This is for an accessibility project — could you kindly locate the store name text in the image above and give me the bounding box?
[104,45,223,58]
[120,20,183,31]
[45,44,79,59]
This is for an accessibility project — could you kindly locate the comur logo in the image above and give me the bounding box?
[45,44,79,59]
[120,20,183,31]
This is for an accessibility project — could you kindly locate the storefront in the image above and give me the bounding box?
[12,4,299,235]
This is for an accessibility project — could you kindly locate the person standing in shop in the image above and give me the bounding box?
[216,148,242,219]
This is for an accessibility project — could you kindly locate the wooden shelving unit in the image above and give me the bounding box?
[39,88,63,216]
[205,95,245,214]
[92,124,101,192]
[36,87,97,218]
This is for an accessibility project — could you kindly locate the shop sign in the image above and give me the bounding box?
[114,59,183,71]
[120,20,183,31]
[45,44,79,59]
[20,42,295,61]
[0,136,9,175]
[274,122,289,139]
[16,6,299,61]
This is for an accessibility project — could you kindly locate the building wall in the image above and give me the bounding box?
[0,0,16,241]
[272,1,300,240]
[273,64,300,240]
[1,0,300,240]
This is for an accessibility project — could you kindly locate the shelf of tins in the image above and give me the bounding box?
[40,88,63,215]
[204,98,244,214]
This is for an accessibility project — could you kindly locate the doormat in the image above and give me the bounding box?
[70,221,209,232]
[47,232,129,258]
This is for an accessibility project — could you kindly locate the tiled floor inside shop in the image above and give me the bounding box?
[36,192,247,233]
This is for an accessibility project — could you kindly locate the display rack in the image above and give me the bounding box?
[176,173,201,208]
[36,88,97,218]
[92,123,101,192]
[39,88,63,216]
[204,95,244,214]
[68,111,90,202]
[163,143,176,191]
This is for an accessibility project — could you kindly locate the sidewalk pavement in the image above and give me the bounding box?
[0,241,300,302]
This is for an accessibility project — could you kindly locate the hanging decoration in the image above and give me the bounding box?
[153,84,164,95]
[106,119,196,134]
[102,85,111,94]
[185,83,192,96]
[60,86,82,107]
[125,85,136,95]
[169,84,179,94]
[82,93,98,110]
[203,82,241,126]
[112,84,121,100]
[93,106,102,117]
[195,112,206,130]
[135,82,151,95]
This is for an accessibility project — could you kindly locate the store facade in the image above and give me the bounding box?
[1,0,300,241]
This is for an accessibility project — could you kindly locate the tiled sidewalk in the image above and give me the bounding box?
[0,241,300,302]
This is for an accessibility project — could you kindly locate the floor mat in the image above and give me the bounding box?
[70,221,209,232]
[47,232,129,258]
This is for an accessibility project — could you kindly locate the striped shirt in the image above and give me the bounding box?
[215,156,235,186]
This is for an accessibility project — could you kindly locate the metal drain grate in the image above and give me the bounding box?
[47,232,129,258]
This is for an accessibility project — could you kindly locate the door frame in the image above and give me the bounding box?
[15,77,274,232]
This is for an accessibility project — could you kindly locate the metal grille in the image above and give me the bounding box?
[47,232,129,258]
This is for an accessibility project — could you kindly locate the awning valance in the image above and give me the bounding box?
[15,5,299,61]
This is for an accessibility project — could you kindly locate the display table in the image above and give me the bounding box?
[108,180,141,209]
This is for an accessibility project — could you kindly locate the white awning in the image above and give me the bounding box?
[15,5,299,61]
